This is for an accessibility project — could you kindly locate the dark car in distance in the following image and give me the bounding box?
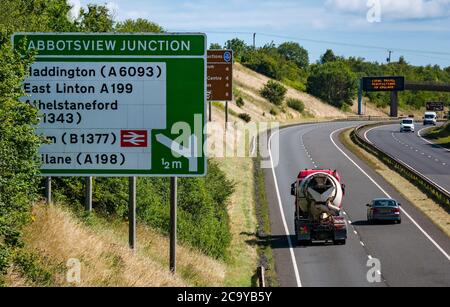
[367,198,402,224]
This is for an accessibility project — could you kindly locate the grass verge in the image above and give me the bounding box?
[423,122,450,149]
[215,158,258,286]
[252,154,278,287]
[5,204,225,286]
[340,129,450,237]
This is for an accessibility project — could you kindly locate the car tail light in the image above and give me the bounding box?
[392,208,400,213]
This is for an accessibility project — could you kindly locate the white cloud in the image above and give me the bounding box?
[68,0,81,20]
[326,0,450,20]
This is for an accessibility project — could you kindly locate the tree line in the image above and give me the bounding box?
[220,38,450,110]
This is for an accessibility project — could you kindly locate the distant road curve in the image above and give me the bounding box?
[265,121,450,287]
[365,123,450,194]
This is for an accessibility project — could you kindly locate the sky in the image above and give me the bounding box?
[69,0,450,67]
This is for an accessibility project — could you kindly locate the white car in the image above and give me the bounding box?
[423,112,437,126]
[400,118,415,133]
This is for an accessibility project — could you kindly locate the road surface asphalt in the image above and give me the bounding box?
[365,123,450,194]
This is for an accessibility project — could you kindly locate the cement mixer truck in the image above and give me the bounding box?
[291,169,347,246]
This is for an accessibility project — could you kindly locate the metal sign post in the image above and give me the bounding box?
[85,176,92,212]
[225,101,229,129]
[129,176,136,250]
[45,177,52,205]
[170,176,177,273]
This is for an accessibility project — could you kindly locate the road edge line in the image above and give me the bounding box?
[268,129,302,287]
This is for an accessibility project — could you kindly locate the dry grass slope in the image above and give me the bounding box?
[7,204,225,287]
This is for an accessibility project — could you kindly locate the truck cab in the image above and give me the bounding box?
[423,112,437,126]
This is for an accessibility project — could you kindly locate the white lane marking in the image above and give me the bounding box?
[360,241,365,247]
[368,255,373,260]
[418,127,450,153]
[364,126,378,144]
[330,128,450,262]
[268,129,302,287]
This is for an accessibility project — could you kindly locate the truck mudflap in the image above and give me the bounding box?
[333,216,347,244]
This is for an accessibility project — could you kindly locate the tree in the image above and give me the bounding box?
[115,18,163,33]
[260,80,287,106]
[0,35,41,275]
[77,4,113,32]
[225,38,248,61]
[320,49,337,64]
[278,42,309,69]
[0,0,76,33]
[398,56,407,65]
[209,43,222,50]
[307,62,358,108]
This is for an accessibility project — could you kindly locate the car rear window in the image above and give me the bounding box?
[402,119,413,124]
[374,200,397,207]
[425,115,435,119]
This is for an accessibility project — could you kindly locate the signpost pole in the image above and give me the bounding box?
[45,177,52,205]
[85,176,92,212]
[209,101,212,122]
[225,101,229,129]
[358,79,363,116]
[170,177,177,273]
[390,91,398,118]
[128,176,136,250]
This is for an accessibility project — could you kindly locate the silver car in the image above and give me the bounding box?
[367,198,402,224]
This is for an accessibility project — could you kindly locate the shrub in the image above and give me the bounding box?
[307,61,357,108]
[260,80,287,106]
[238,113,251,123]
[269,108,278,116]
[287,98,305,113]
[0,35,40,274]
[236,96,245,108]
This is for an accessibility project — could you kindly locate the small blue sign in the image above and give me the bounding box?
[224,51,232,63]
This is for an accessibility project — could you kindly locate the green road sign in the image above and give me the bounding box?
[13,33,207,177]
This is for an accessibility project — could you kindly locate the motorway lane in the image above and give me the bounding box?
[366,123,450,193]
[265,122,450,287]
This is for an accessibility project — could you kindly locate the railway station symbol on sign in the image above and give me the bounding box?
[13,32,207,177]
[207,50,233,101]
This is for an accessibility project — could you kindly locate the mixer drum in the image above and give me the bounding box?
[298,172,343,221]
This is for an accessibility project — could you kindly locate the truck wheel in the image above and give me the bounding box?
[297,240,311,246]
[333,240,346,245]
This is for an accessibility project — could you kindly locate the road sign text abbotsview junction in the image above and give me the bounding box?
[13,33,207,177]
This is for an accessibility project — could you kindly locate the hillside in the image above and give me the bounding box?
[5,204,225,286]
[230,63,349,122]
[210,62,427,124]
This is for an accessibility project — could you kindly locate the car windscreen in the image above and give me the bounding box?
[373,200,397,207]
[425,115,435,119]
[402,120,413,124]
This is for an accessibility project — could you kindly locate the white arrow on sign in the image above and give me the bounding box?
[155,133,198,172]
